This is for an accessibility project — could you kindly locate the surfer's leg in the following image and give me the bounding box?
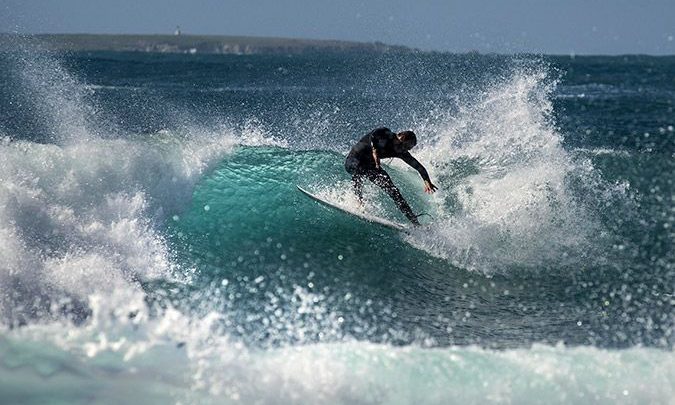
[366,169,419,225]
[345,156,365,205]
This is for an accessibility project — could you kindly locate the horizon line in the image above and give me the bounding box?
[1,32,674,57]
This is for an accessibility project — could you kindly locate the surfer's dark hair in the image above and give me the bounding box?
[398,130,417,147]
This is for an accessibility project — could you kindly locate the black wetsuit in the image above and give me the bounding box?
[345,127,430,224]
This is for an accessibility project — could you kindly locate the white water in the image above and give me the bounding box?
[2,310,673,404]
[402,67,629,273]
[0,121,291,324]
[0,135,229,321]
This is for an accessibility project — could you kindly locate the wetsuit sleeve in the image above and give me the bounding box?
[400,152,431,182]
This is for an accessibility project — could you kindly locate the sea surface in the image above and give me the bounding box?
[0,39,673,404]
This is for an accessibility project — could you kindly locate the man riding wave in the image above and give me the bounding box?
[345,127,437,225]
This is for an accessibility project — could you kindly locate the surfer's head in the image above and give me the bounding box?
[396,131,417,151]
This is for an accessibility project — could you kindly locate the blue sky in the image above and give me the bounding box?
[2,0,674,54]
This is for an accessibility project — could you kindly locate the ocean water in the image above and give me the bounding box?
[0,39,673,404]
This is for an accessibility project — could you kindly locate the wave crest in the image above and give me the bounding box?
[407,66,628,273]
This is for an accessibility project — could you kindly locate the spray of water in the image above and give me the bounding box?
[399,65,629,273]
[0,39,286,325]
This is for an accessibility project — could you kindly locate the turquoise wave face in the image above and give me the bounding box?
[168,146,427,266]
[156,145,672,349]
[162,146,443,346]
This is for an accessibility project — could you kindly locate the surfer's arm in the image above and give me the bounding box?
[372,148,381,169]
[369,128,392,170]
[400,153,438,193]
[400,153,430,181]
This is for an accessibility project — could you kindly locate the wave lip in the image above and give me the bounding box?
[405,67,629,274]
[0,130,244,324]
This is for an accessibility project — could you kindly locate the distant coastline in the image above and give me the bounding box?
[0,33,416,55]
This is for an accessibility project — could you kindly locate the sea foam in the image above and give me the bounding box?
[401,66,629,274]
[0,38,287,324]
[1,315,673,405]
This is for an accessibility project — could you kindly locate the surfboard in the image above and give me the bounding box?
[297,185,407,231]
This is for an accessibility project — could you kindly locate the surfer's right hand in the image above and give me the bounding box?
[424,180,438,193]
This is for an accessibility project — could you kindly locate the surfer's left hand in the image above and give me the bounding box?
[424,180,438,194]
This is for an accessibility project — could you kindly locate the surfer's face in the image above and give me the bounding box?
[396,135,416,152]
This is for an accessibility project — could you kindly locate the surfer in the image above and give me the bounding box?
[345,127,437,225]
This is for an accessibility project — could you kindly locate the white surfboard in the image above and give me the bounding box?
[297,185,407,231]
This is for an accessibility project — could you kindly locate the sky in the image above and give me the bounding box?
[1,0,674,55]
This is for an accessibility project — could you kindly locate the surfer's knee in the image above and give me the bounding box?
[345,156,360,174]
